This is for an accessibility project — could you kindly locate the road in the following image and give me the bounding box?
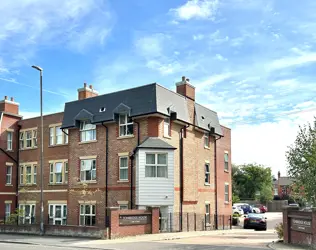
[0,212,283,250]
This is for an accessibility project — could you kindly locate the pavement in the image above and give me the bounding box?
[0,212,286,250]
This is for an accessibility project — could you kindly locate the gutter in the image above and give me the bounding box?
[101,123,109,227]
[130,121,140,209]
[214,134,223,230]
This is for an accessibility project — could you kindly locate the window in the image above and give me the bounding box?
[119,204,128,210]
[49,204,67,225]
[19,163,37,185]
[19,129,37,149]
[19,204,35,224]
[49,125,68,146]
[80,121,96,142]
[145,153,168,178]
[7,131,13,150]
[5,203,11,219]
[119,157,128,181]
[6,165,12,184]
[205,203,210,224]
[204,132,209,148]
[224,153,229,171]
[225,184,229,203]
[119,114,133,137]
[164,117,170,137]
[80,159,96,181]
[49,161,68,184]
[204,164,210,184]
[80,204,96,226]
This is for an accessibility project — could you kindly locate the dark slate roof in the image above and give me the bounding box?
[137,137,176,150]
[278,177,293,186]
[61,83,223,136]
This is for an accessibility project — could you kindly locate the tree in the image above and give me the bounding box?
[232,163,273,202]
[286,118,316,205]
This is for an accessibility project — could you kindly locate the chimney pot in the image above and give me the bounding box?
[4,96,7,100]
[182,76,186,81]
[10,97,14,102]
[186,78,190,82]
[89,85,93,89]
[84,83,87,88]
[278,171,281,178]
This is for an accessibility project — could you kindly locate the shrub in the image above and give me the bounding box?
[274,222,284,240]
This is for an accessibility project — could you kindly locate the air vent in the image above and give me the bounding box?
[201,116,205,120]
[99,107,106,112]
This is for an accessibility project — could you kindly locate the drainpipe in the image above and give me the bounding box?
[16,125,21,210]
[101,123,109,226]
[130,121,140,209]
[214,135,223,230]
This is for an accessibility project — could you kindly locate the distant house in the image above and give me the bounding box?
[275,171,294,198]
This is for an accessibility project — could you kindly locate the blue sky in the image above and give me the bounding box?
[1,0,316,176]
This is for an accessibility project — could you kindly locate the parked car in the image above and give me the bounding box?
[243,213,267,231]
[252,207,261,213]
[233,205,244,216]
[233,203,253,214]
[253,204,267,213]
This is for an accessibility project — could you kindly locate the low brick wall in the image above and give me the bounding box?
[0,224,40,235]
[108,207,159,239]
[283,206,316,248]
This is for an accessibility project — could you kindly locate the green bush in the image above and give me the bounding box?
[233,213,240,218]
[274,222,283,240]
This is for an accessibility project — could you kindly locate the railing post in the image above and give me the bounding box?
[223,215,225,230]
[194,213,196,231]
[187,213,189,231]
[204,214,206,231]
[230,215,232,229]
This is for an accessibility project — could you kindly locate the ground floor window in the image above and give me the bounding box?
[205,203,210,224]
[49,204,67,225]
[5,203,11,219]
[19,204,35,224]
[80,204,96,226]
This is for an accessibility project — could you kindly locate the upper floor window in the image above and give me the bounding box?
[164,118,171,137]
[80,159,96,182]
[205,164,210,184]
[20,129,37,149]
[119,114,133,137]
[145,153,168,178]
[7,131,13,150]
[225,183,229,203]
[224,153,229,171]
[49,161,68,184]
[20,163,37,185]
[204,132,209,148]
[49,125,68,146]
[119,156,128,181]
[80,122,96,142]
[6,165,12,184]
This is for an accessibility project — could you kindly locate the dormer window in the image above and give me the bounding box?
[80,121,96,142]
[119,114,133,137]
[164,117,171,137]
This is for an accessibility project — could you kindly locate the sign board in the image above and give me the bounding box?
[119,214,151,226]
[291,218,312,234]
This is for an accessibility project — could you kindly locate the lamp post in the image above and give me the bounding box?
[31,65,44,235]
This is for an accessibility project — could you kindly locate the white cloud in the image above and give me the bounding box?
[171,0,219,21]
[273,79,297,87]
[195,73,233,92]
[215,54,227,61]
[193,34,205,40]
[294,101,316,109]
[263,94,273,99]
[134,33,169,58]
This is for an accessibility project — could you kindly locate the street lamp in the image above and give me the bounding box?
[32,65,44,236]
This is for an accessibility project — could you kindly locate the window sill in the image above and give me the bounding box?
[224,202,230,205]
[204,146,210,150]
[204,183,211,186]
[49,144,68,148]
[79,180,97,184]
[79,140,97,145]
[6,150,14,152]
[117,135,134,140]
[20,147,38,151]
[19,184,37,187]
[117,180,129,183]
[48,183,67,186]
[163,135,172,139]
[5,184,13,186]
[224,169,229,173]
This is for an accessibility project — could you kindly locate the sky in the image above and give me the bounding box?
[1,0,316,177]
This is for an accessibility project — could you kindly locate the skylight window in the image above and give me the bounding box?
[99,107,106,112]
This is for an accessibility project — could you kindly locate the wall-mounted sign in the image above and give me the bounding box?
[291,218,312,234]
[119,214,151,226]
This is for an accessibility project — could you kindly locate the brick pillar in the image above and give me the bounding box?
[108,207,119,240]
[283,206,299,244]
[150,207,160,234]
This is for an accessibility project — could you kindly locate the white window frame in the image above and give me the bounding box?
[205,203,211,224]
[80,121,96,142]
[49,125,68,146]
[49,161,68,184]
[19,204,36,224]
[7,131,13,150]
[79,204,96,226]
[6,165,12,184]
[225,183,229,203]
[20,166,24,185]
[119,156,128,181]
[224,153,229,171]
[49,204,67,225]
[26,165,32,184]
[19,129,37,149]
[19,163,37,185]
[205,163,210,184]
[145,153,168,178]
[204,132,209,148]
[80,159,97,182]
[164,117,170,137]
[119,114,133,137]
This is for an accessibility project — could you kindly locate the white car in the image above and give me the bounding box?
[232,205,244,215]
[252,207,261,213]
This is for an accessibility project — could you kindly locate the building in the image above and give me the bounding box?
[275,171,293,198]
[0,77,231,231]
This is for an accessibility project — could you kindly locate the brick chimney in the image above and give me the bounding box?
[278,171,281,179]
[176,76,195,101]
[0,96,19,114]
[78,83,98,100]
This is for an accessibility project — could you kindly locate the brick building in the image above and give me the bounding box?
[0,77,231,231]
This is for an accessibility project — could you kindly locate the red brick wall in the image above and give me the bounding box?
[0,102,19,115]
[216,126,232,216]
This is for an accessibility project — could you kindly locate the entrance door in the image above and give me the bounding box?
[159,206,169,232]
